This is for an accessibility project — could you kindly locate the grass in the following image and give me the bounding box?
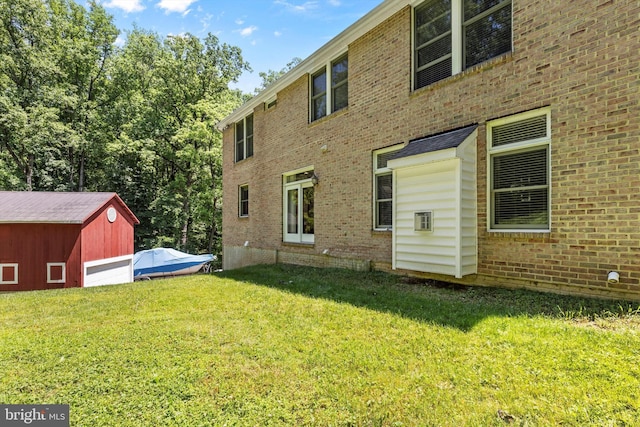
[1,264,639,426]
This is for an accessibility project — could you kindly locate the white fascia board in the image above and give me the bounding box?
[216,0,410,131]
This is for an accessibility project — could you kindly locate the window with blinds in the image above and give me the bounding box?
[373,146,402,230]
[415,0,452,88]
[414,0,512,90]
[488,109,550,230]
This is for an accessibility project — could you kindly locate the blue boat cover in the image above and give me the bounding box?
[133,248,214,277]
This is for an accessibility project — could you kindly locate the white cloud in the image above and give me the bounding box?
[274,0,319,13]
[102,0,145,13]
[235,19,245,25]
[114,35,126,46]
[157,0,197,14]
[239,26,258,37]
[274,31,282,37]
[327,0,341,5]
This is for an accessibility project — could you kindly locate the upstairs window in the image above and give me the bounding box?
[488,108,551,231]
[414,0,512,90]
[235,113,254,162]
[311,53,348,122]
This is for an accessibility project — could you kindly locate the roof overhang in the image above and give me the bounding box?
[388,125,478,169]
[216,0,414,131]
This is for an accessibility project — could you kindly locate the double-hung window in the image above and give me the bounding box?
[414,0,512,90]
[488,108,551,231]
[235,114,254,162]
[373,146,402,230]
[311,54,348,122]
[239,185,249,217]
[283,169,315,243]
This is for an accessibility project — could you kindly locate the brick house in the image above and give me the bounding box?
[217,0,640,300]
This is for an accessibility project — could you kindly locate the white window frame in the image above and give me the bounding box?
[239,184,249,218]
[235,113,254,162]
[373,145,403,230]
[412,0,512,90]
[0,263,18,285]
[310,52,348,122]
[283,167,315,244]
[47,262,66,284]
[487,108,551,232]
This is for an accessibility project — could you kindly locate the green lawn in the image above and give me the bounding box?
[1,264,639,426]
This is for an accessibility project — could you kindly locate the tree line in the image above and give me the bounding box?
[0,0,253,256]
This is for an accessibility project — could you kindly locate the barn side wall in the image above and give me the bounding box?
[0,224,82,291]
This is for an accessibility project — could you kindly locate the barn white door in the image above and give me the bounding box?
[84,255,134,287]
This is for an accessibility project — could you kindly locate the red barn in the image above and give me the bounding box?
[0,192,140,291]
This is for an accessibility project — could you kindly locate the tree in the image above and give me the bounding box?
[104,29,248,252]
[0,0,249,257]
[0,0,118,191]
[254,57,301,94]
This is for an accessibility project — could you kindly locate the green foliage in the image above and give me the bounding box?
[0,0,249,256]
[255,56,301,94]
[103,29,247,253]
[1,265,639,426]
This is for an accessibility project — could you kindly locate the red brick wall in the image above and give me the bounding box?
[223,1,640,298]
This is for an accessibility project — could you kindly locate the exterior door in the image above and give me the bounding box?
[284,175,314,244]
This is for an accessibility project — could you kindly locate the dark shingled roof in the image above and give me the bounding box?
[392,124,478,160]
[0,191,139,224]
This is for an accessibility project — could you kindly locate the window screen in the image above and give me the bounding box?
[489,109,550,230]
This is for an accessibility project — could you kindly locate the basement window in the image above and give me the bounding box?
[0,263,18,285]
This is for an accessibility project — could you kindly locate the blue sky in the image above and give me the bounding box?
[97,0,382,94]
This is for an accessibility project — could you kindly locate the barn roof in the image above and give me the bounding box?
[0,191,139,225]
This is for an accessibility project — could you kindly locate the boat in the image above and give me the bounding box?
[133,248,215,279]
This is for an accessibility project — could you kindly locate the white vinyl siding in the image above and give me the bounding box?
[388,130,477,278]
[488,108,551,231]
